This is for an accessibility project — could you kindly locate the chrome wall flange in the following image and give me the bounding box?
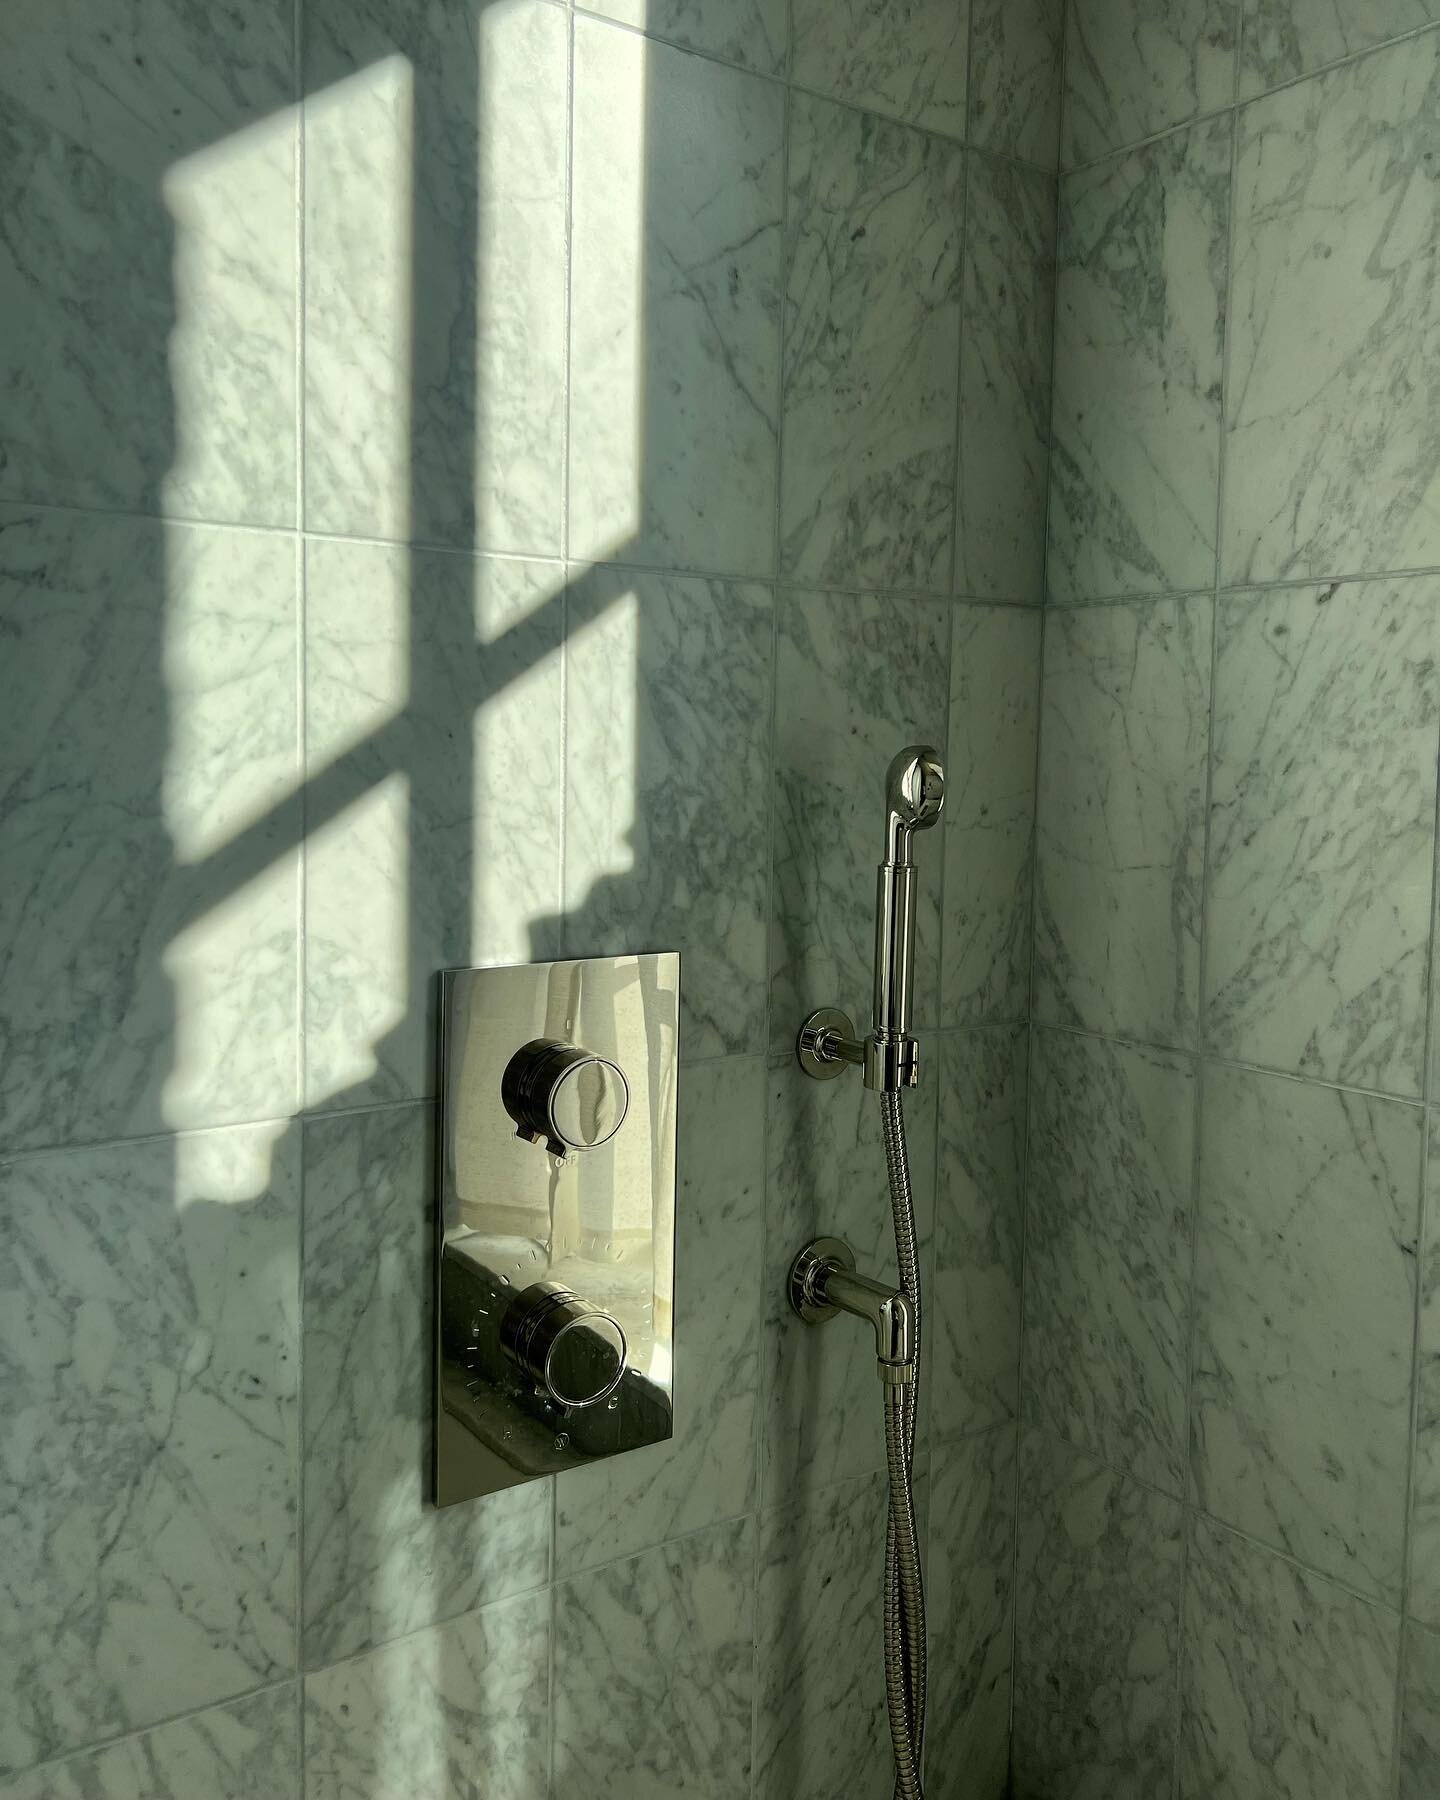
[797,1008,861,1081]
[788,1235,855,1321]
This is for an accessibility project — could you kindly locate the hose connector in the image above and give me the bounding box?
[787,1237,916,1383]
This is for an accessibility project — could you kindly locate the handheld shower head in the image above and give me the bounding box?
[883,747,946,863]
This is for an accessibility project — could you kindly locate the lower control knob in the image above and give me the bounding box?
[500,1283,627,1410]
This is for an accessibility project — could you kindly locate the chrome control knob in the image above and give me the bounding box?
[501,1283,628,1410]
[501,1038,630,1157]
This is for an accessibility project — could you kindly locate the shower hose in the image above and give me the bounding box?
[880,1088,927,1800]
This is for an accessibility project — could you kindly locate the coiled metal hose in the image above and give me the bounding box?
[880,1089,926,1799]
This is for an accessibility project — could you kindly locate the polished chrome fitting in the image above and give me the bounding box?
[788,1236,915,1383]
[797,1008,920,1092]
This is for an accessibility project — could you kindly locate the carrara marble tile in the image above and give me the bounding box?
[0,1125,300,1776]
[790,0,970,138]
[300,1104,551,1669]
[1224,32,1440,583]
[780,95,963,593]
[570,21,784,577]
[0,508,299,1154]
[304,1590,549,1800]
[1033,595,1211,1048]
[1413,1113,1440,1628]
[968,0,1064,169]
[1191,1063,1421,1605]
[1204,579,1440,1095]
[303,538,564,1113]
[552,1517,755,1800]
[1401,1621,1440,1800]
[578,0,786,73]
[555,1056,764,1575]
[1179,1514,1401,1800]
[0,1686,299,1800]
[1063,0,1238,167]
[1240,0,1440,98]
[1024,1028,1195,1494]
[304,0,567,554]
[1047,115,1230,603]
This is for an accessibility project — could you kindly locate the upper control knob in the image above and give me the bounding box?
[501,1037,630,1157]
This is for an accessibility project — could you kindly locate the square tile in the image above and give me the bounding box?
[0,508,299,1154]
[0,1127,299,1774]
[956,155,1057,602]
[1224,34,1440,583]
[555,1056,764,1574]
[1063,0,1238,166]
[0,5,295,524]
[1033,595,1211,1048]
[570,22,784,576]
[304,1591,549,1800]
[1240,0,1440,97]
[1024,1028,1195,1493]
[564,568,774,1060]
[304,538,565,1112]
[969,0,1064,168]
[943,605,1041,1025]
[304,0,567,553]
[790,0,969,137]
[1012,1430,1184,1800]
[780,95,963,593]
[1402,1622,1440,1800]
[301,1104,551,1668]
[1414,1113,1440,1628]
[1205,580,1440,1095]
[1192,1064,1421,1603]
[928,1428,1017,1799]
[771,587,950,1056]
[553,1517,755,1800]
[754,1470,906,1800]
[762,1055,936,1499]
[578,0,786,72]
[933,1029,1026,1438]
[1180,1514,1401,1800]
[1048,116,1230,603]
[0,1687,299,1800]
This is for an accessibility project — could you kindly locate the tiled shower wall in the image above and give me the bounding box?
[1015,3,1440,1796]
[0,3,1056,1798]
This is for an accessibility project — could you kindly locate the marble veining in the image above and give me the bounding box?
[770,586,949,1057]
[943,606,1041,1024]
[0,1686,299,1800]
[570,23,784,575]
[301,1104,551,1669]
[968,0,1064,168]
[1012,1430,1184,1800]
[304,0,567,554]
[304,1591,549,1800]
[578,0,786,72]
[563,569,774,1061]
[553,1518,755,1800]
[1402,1622,1440,1799]
[927,1429,1017,1798]
[790,0,970,138]
[754,1470,909,1800]
[1048,116,1230,603]
[1024,1029,1195,1493]
[1064,0,1238,166]
[1413,1114,1440,1627]
[0,1127,299,1776]
[0,5,295,526]
[1240,0,1440,98]
[1180,1514,1401,1800]
[1033,595,1211,1048]
[780,94,963,593]
[1224,34,1440,583]
[1191,1064,1420,1604]
[933,1030,1026,1438]
[1204,580,1440,1095]
[0,508,299,1155]
[555,1057,764,1575]
[762,1056,936,1496]
[956,156,1057,602]
[304,538,564,1113]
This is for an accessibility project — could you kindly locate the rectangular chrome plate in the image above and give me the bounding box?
[434,954,679,1507]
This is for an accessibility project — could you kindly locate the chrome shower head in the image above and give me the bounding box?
[883,746,946,863]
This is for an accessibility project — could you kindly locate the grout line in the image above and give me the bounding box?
[293,6,308,1786]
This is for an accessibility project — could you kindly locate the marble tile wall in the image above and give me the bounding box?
[1014,7,1440,1795]
[0,2,1057,1798]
